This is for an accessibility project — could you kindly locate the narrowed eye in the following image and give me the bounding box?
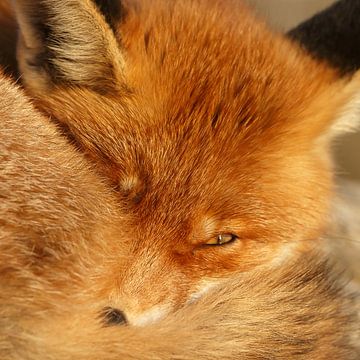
[205,233,238,246]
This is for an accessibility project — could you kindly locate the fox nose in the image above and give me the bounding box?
[102,307,127,326]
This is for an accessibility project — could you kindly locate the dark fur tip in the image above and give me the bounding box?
[101,307,128,326]
[93,0,126,32]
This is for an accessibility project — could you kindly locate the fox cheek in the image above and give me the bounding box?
[125,304,171,327]
[187,281,220,305]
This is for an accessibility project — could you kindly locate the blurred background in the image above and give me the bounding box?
[248,0,360,181]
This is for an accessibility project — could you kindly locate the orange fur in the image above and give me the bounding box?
[10,0,360,322]
[0,68,358,358]
[0,0,359,357]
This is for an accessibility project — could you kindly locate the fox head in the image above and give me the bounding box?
[12,0,360,325]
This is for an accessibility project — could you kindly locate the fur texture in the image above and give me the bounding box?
[0,69,358,359]
[0,0,359,357]
[11,0,360,320]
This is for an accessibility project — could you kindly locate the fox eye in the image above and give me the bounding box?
[205,233,238,246]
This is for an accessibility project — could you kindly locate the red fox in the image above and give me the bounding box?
[11,0,360,324]
[0,0,359,358]
[1,68,358,359]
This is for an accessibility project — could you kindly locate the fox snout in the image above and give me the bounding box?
[104,251,189,326]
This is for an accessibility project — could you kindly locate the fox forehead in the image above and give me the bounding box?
[68,0,338,195]
[116,138,255,212]
[113,0,336,134]
[28,0,339,174]
[14,0,347,251]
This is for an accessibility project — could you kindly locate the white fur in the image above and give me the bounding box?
[129,304,170,326]
[120,175,140,192]
[269,241,300,268]
[331,77,360,137]
[187,281,220,304]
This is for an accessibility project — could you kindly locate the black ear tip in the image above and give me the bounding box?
[93,0,126,31]
[101,307,128,326]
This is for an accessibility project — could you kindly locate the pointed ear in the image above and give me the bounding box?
[303,71,360,144]
[13,0,125,93]
[92,0,125,32]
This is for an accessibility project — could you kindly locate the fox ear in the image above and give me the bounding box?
[306,71,360,143]
[329,72,360,139]
[92,0,125,32]
[13,0,125,93]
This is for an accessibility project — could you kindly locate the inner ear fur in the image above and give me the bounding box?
[13,0,125,93]
[328,71,360,138]
[300,71,360,144]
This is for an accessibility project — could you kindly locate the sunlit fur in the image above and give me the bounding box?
[7,0,360,326]
[0,0,359,357]
[0,77,358,355]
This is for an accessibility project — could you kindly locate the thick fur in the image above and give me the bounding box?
[0,0,360,358]
[329,180,360,282]
[1,70,359,358]
[9,0,360,322]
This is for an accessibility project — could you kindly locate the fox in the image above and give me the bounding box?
[0,0,359,357]
[1,65,359,359]
[9,0,360,324]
